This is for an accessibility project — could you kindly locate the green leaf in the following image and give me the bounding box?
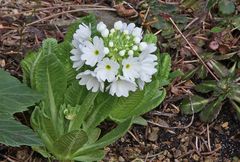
[180,95,210,115]
[168,69,184,80]
[110,80,166,122]
[182,67,199,80]
[21,51,41,87]
[53,130,88,159]
[157,53,171,81]
[64,81,89,106]
[200,97,224,122]
[35,53,67,136]
[195,80,217,93]
[68,92,98,131]
[143,34,158,44]
[109,90,144,122]
[0,114,42,147]
[209,60,229,78]
[230,100,240,120]
[197,65,208,79]
[74,150,104,162]
[218,0,235,15]
[210,26,224,33]
[84,94,115,129]
[0,69,41,114]
[74,118,132,156]
[56,42,77,85]
[132,116,148,126]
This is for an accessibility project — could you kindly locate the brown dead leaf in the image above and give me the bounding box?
[115,3,138,18]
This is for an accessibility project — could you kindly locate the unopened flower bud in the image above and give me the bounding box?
[97,22,107,32]
[114,21,123,30]
[101,29,109,37]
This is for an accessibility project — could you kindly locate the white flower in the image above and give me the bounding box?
[139,42,148,51]
[132,27,142,39]
[81,36,105,67]
[128,50,134,56]
[126,23,136,33]
[142,43,157,54]
[109,41,114,47]
[138,53,158,82]
[95,58,119,82]
[137,79,145,90]
[132,45,138,51]
[76,70,104,92]
[134,37,141,44]
[107,76,137,97]
[97,22,107,32]
[122,57,140,81]
[71,21,159,97]
[104,47,109,54]
[119,50,126,56]
[101,29,109,38]
[74,23,91,41]
[70,49,84,70]
[114,21,123,30]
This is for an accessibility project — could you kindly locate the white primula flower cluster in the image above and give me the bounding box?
[70,21,158,97]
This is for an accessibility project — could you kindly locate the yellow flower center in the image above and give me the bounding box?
[94,50,99,55]
[105,65,111,70]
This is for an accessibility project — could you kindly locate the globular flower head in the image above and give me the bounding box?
[70,21,158,97]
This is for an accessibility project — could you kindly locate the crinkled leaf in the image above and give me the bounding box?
[180,95,210,115]
[64,81,89,107]
[21,51,41,87]
[110,81,166,122]
[35,52,67,107]
[0,114,42,147]
[143,34,157,44]
[195,80,217,93]
[84,94,115,129]
[53,130,88,158]
[68,92,98,131]
[74,150,104,162]
[74,118,132,156]
[157,53,171,82]
[0,69,41,114]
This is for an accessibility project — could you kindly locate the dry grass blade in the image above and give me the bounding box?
[168,18,219,81]
[26,7,116,26]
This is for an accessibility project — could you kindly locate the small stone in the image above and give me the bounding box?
[0,59,5,68]
[192,154,200,161]
[119,156,125,162]
[148,127,159,142]
[221,122,229,129]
